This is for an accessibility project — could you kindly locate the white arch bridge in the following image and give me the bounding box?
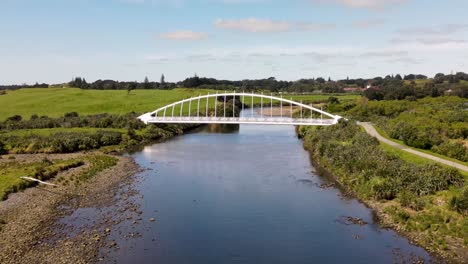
[138,92,342,126]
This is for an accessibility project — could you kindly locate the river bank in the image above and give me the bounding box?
[298,122,468,263]
[0,122,204,263]
[0,152,141,263]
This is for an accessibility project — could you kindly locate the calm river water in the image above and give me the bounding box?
[107,111,433,263]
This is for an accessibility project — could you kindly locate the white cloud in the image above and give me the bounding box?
[214,18,291,33]
[214,18,336,33]
[160,30,208,40]
[296,22,336,31]
[391,37,467,45]
[392,24,468,45]
[312,0,408,9]
[361,50,408,57]
[397,24,468,36]
[352,19,385,28]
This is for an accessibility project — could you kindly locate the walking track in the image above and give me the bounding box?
[358,122,468,172]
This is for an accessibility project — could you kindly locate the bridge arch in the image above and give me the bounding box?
[138,92,342,126]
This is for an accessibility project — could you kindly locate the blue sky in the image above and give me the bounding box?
[1,0,468,84]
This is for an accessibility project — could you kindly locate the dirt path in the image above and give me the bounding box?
[358,122,468,172]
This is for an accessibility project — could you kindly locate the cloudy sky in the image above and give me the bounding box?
[1,0,468,84]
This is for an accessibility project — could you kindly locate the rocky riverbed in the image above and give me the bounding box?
[0,153,141,264]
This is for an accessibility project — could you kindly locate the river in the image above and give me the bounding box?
[103,111,433,263]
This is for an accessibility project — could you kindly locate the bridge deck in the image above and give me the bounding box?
[144,117,336,126]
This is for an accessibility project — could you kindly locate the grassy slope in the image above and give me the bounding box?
[0,88,359,120]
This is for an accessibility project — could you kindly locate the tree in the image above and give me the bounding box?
[431,86,440,97]
[395,74,402,80]
[143,76,151,89]
[434,73,445,84]
[160,74,165,85]
[364,88,384,101]
[316,77,326,84]
[127,82,137,95]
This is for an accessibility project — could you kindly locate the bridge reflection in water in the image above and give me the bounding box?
[138,92,342,126]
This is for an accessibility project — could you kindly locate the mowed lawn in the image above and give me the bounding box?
[0,88,360,120]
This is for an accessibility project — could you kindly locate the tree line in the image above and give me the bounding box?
[1,72,467,99]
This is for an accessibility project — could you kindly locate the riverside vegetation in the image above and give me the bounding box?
[298,117,468,261]
[347,96,468,163]
[0,86,466,261]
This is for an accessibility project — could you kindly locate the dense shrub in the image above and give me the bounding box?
[301,121,464,202]
[0,112,146,130]
[398,191,426,211]
[0,131,124,154]
[142,125,172,141]
[6,115,22,122]
[49,131,122,153]
[431,141,468,162]
[449,188,468,215]
[348,97,468,162]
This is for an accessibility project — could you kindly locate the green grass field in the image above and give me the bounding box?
[0,88,359,120]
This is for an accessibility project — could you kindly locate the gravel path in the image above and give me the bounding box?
[358,122,468,172]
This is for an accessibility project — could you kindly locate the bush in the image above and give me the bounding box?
[64,112,79,118]
[6,115,22,122]
[432,141,468,162]
[48,131,123,153]
[449,188,468,215]
[302,122,464,203]
[370,177,399,200]
[0,112,146,130]
[398,191,426,211]
[409,165,464,196]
